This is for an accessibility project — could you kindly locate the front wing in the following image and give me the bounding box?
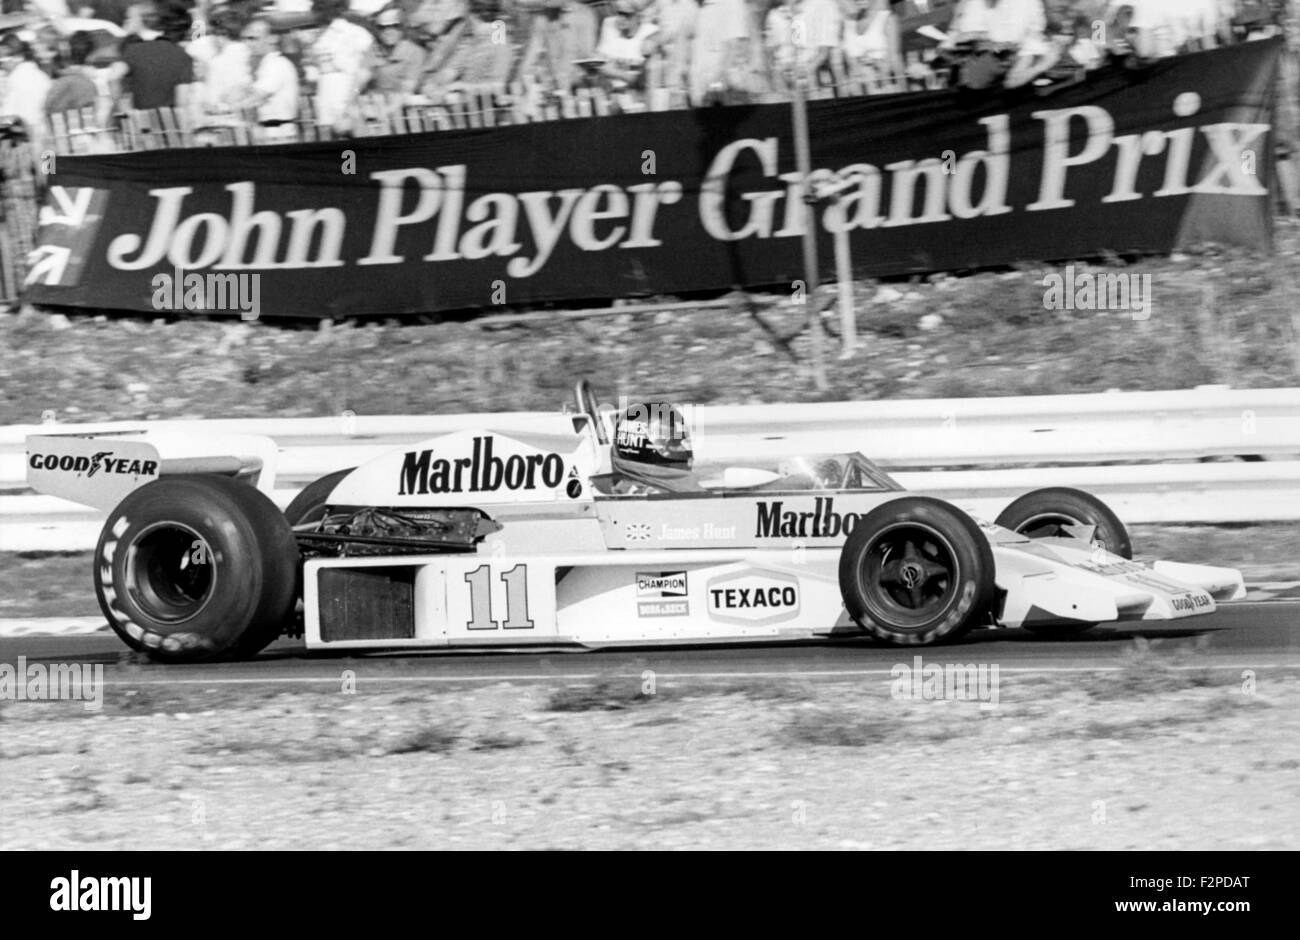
[991,537,1246,628]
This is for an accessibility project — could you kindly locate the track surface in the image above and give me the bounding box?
[2,602,1296,685]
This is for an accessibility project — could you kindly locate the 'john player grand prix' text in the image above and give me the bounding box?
[102,97,1266,277]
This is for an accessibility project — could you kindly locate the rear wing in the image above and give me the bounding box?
[26,430,279,511]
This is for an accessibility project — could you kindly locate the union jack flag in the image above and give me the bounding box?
[25,186,108,288]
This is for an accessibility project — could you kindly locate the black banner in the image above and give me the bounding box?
[23,39,1281,319]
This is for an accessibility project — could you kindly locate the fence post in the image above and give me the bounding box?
[790,70,829,391]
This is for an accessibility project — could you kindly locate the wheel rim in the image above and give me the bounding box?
[1014,512,1086,541]
[864,523,960,619]
[124,523,215,625]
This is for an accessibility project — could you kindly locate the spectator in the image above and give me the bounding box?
[689,0,752,104]
[1185,0,1232,50]
[765,0,844,92]
[948,0,1047,43]
[85,32,126,125]
[842,0,904,85]
[273,17,313,73]
[1233,0,1285,41]
[45,30,99,117]
[242,16,300,140]
[945,0,1053,87]
[1028,10,1101,84]
[1107,0,1230,59]
[646,0,697,95]
[421,0,512,95]
[1058,12,1103,70]
[311,0,375,130]
[416,0,471,83]
[740,0,774,98]
[84,0,133,26]
[518,0,599,93]
[409,0,459,35]
[597,0,659,91]
[371,5,427,95]
[33,25,67,77]
[191,7,254,121]
[0,35,53,139]
[118,1,195,109]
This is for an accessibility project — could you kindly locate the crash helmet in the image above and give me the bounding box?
[614,402,693,468]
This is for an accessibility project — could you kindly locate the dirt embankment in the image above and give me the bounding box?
[3,222,1299,428]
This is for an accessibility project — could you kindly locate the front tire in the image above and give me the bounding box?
[94,475,299,663]
[838,496,996,646]
[995,487,1132,559]
[997,488,1131,637]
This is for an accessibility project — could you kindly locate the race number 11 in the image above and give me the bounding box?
[464,564,535,631]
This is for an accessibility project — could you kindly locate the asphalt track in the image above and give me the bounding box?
[1,602,1296,686]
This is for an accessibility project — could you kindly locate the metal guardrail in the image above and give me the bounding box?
[2,387,1297,550]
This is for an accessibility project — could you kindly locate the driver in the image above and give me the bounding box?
[608,402,706,494]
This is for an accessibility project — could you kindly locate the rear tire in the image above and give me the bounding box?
[838,496,996,646]
[995,487,1132,559]
[94,475,299,663]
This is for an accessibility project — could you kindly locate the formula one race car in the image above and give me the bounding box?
[26,382,1246,662]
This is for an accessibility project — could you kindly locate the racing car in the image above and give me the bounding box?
[26,381,1246,662]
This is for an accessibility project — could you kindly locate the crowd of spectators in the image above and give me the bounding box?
[0,0,1292,145]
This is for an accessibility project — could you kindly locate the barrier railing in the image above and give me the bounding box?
[2,386,1297,550]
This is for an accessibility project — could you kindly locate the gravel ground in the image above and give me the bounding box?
[1,658,1296,850]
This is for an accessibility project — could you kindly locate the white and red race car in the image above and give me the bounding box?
[26,382,1245,662]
